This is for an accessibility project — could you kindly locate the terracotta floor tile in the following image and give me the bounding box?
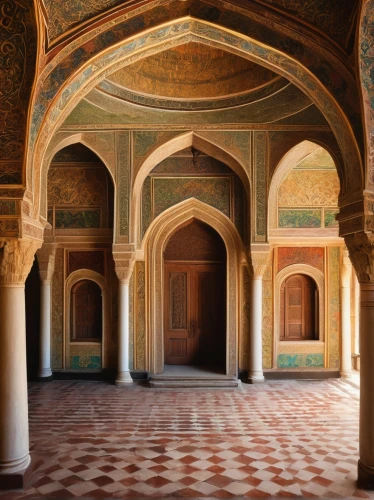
[2,378,365,500]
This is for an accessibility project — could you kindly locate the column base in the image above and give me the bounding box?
[248,372,265,384]
[340,370,352,379]
[0,456,31,490]
[115,371,133,386]
[37,368,53,380]
[358,460,374,490]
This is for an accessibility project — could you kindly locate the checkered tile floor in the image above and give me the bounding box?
[3,378,374,499]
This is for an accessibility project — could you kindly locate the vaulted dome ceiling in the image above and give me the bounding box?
[105,43,279,99]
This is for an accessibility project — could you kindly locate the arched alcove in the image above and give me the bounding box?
[47,143,114,234]
[268,141,340,234]
[280,274,318,342]
[65,270,108,370]
[142,198,244,376]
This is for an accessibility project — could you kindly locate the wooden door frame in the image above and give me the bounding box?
[143,200,244,376]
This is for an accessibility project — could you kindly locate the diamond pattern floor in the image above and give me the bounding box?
[3,378,373,499]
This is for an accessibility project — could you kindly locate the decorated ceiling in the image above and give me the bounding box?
[41,0,359,53]
[105,43,279,99]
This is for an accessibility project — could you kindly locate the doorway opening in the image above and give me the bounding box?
[163,219,226,372]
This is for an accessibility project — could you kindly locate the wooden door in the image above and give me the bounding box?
[164,263,225,365]
[71,280,102,341]
[280,274,317,341]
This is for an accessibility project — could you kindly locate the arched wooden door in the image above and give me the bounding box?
[71,280,102,341]
[280,274,318,341]
[164,220,226,367]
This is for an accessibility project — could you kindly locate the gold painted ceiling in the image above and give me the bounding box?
[106,43,279,99]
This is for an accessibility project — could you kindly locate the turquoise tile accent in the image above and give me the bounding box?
[278,209,321,228]
[277,353,324,368]
[70,356,101,369]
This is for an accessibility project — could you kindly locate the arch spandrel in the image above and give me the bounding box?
[29,18,362,222]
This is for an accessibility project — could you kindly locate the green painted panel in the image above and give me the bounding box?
[70,355,101,369]
[153,178,231,218]
[278,209,321,228]
[277,354,324,368]
[55,209,100,228]
[324,209,339,227]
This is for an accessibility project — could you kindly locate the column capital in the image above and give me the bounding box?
[0,238,42,285]
[250,244,272,278]
[36,243,57,282]
[344,232,374,283]
[112,243,135,282]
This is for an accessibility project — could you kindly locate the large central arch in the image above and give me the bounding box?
[31,18,363,222]
[142,198,245,376]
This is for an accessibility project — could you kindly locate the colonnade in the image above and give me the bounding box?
[1,238,374,489]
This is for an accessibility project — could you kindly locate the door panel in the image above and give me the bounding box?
[164,265,193,364]
[280,274,317,341]
[164,263,225,366]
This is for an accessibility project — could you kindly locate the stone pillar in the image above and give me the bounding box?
[113,245,135,386]
[116,279,132,385]
[351,270,360,357]
[36,245,56,380]
[345,232,374,489]
[248,245,271,384]
[340,249,352,378]
[0,238,41,488]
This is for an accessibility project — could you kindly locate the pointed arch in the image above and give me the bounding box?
[131,131,250,245]
[30,18,362,219]
[268,140,340,232]
[142,198,245,375]
[40,133,116,222]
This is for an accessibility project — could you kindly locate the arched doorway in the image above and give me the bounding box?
[163,219,226,371]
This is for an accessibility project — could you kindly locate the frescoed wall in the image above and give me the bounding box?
[141,149,247,241]
[47,144,116,371]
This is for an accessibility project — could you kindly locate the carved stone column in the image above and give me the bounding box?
[345,232,374,489]
[113,245,135,386]
[248,245,271,384]
[36,244,56,380]
[340,249,352,378]
[0,238,41,488]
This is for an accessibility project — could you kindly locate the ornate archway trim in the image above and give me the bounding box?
[64,269,108,370]
[31,18,362,219]
[143,198,244,375]
[274,264,325,367]
[268,141,340,232]
[132,131,251,245]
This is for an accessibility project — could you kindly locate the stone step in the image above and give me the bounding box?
[149,376,241,389]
